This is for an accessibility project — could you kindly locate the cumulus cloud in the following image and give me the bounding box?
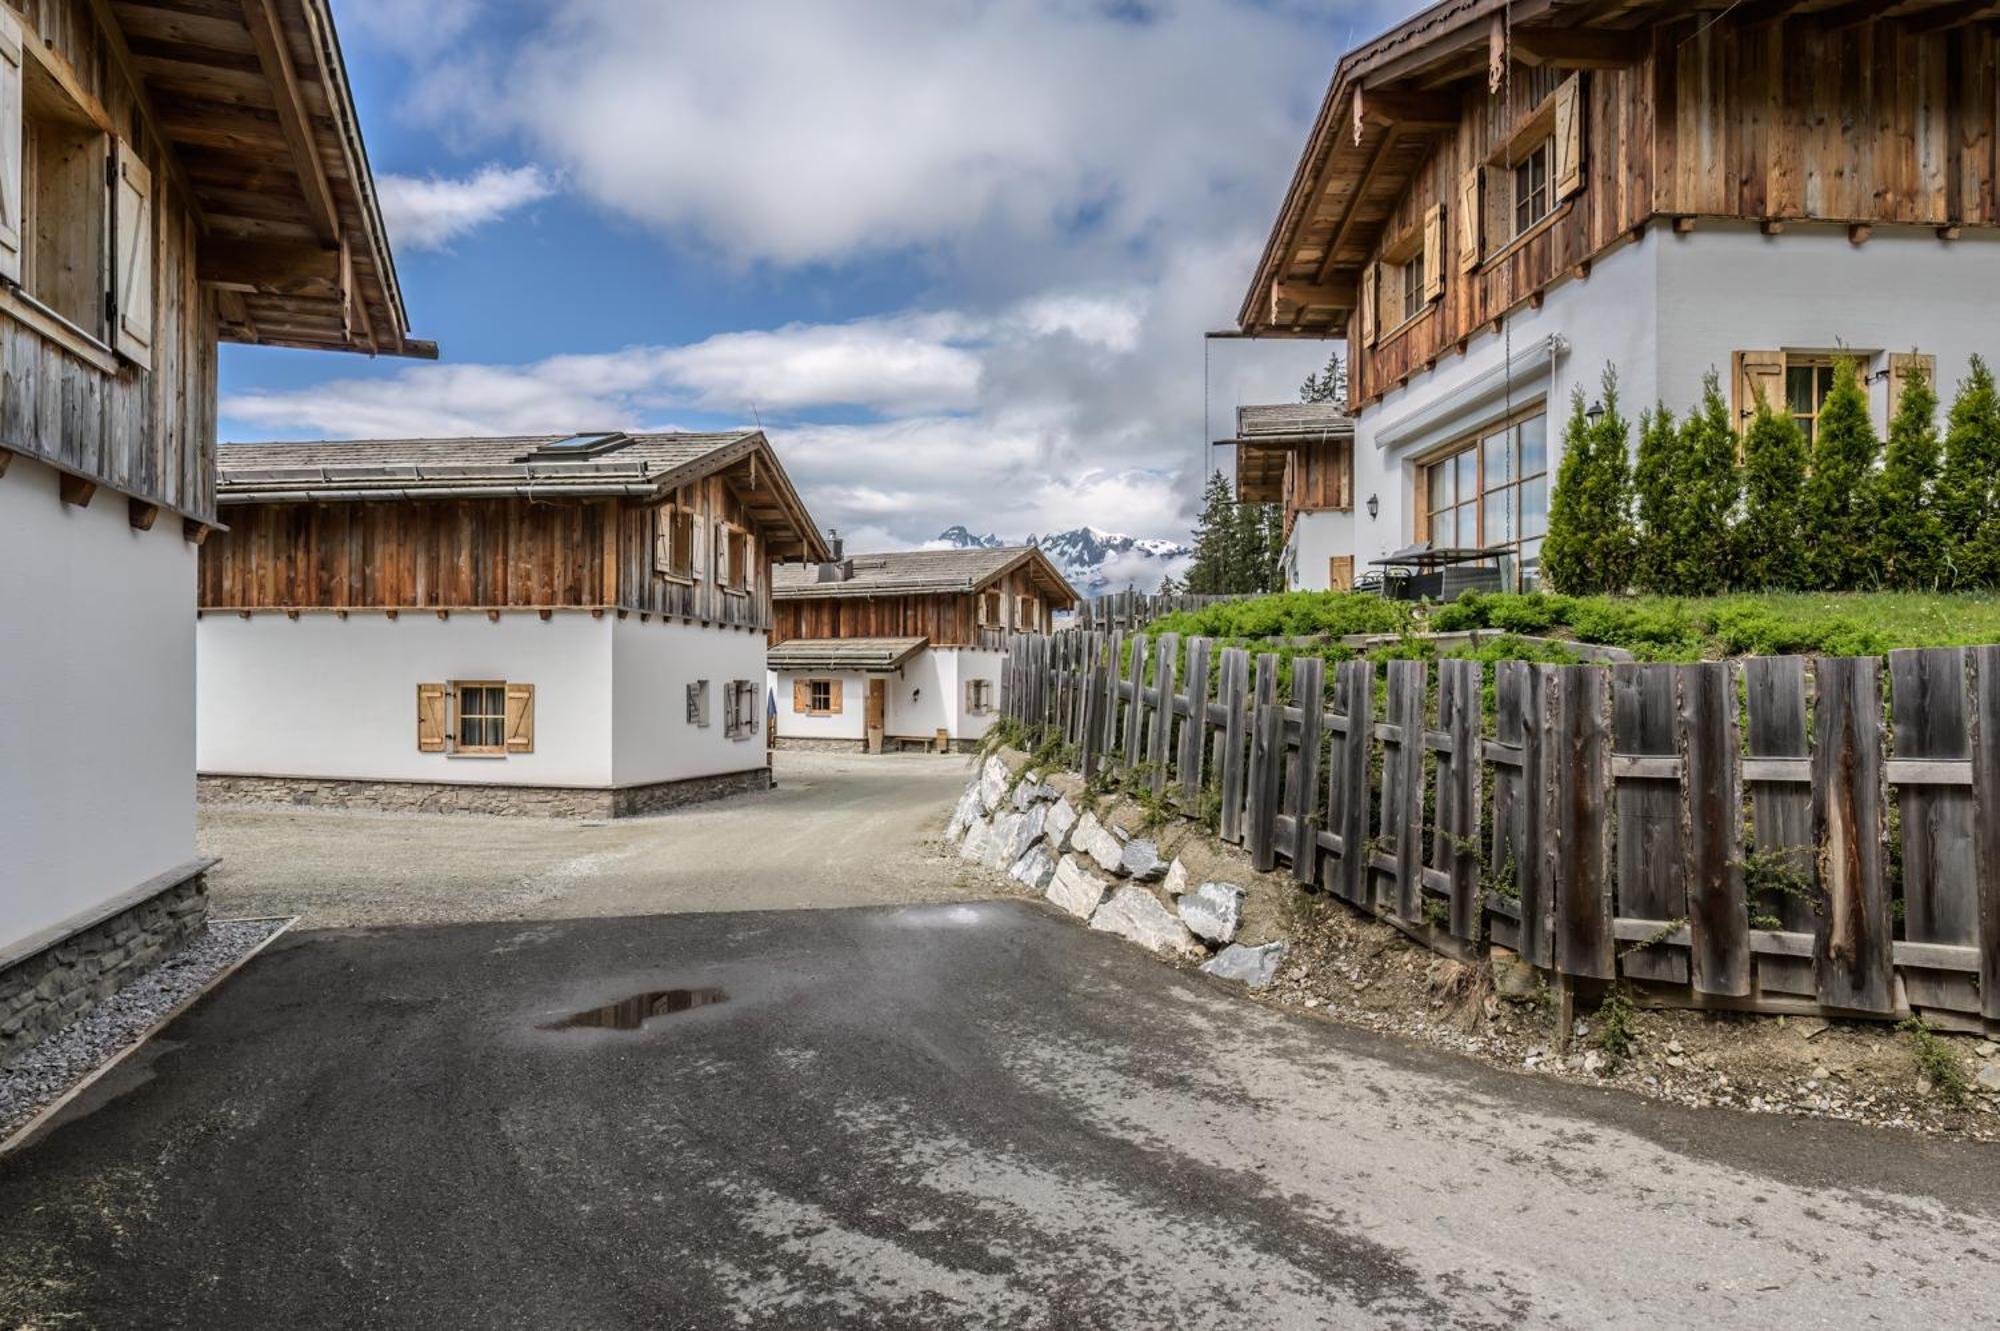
[377,164,554,251]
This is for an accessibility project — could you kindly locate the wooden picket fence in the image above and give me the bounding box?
[1000,631,2000,1031]
[1072,590,1251,633]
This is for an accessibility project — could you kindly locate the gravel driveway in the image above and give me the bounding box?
[199,750,988,928]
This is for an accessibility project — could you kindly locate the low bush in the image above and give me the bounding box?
[1150,592,1413,641]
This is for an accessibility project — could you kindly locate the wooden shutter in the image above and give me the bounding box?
[965,679,979,711]
[1733,350,1786,424]
[828,680,843,714]
[674,511,694,576]
[1422,204,1444,303]
[653,508,672,573]
[417,684,448,752]
[792,679,809,713]
[1553,74,1584,200]
[1456,169,1481,272]
[1359,263,1379,346]
[0,12,21,287]
[691,518,707,580]
[504,683,535,753]
[110,139,155,370]
[1888,352,1937,424]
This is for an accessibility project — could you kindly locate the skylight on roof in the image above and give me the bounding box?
[528,431,632,459]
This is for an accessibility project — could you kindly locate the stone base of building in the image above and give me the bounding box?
[1,866,210,1068]
[774,736,976,755]
[198,768,771,819]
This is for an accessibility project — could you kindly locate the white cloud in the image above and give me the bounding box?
[377,164,553,251]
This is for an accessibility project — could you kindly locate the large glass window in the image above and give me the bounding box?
[1512,140,1552,238]
[1419,411,1550,587]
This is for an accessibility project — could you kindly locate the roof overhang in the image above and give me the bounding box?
[102,0,431,358]
[767,637,931,673]
[1233,443,1291,504]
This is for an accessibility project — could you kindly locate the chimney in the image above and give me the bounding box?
[816,528,853,583]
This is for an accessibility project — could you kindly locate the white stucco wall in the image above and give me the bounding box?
[950,649,1005,742]
[770,669,867,742]
[770,646,1007,745]
[2,457,195,954]
[198,612,617,787]
[611,620,769,786]
[1298,220,2000,590]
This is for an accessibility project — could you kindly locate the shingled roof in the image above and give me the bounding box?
[773,546,1079,605]
[214,431,828,560]
[766,637,931,672]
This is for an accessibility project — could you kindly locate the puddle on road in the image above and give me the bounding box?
[542,987,728,1032]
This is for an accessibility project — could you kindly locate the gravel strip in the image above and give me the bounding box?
[0,919,287,1145]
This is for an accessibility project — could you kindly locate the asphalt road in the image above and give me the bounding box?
[199,750,983,928]
[4,900,1999,1330]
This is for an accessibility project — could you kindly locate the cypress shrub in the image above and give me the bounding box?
[1541,370,1635,595]
[1801,359,1880,590]
[1631,403,1680,593]
[1736,401,1810,590]
[1673,373,1742,595]
[1939,357,2000,587]
[1873,360,1946,589]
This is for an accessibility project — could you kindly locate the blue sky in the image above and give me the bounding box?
[221,0,1423,551]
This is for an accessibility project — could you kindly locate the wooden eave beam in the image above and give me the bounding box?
[1270,279,1357,324]
[82,0,209,232]
[1511,26,1649,68]
[199,238,340,295]
[1312,127,1401,285]
[0,447,12,479]
[238,0,340,248]
[59,473,98,508]
[1905,0,2000,32]
[1813,0,1907,29]
[129,498,160,531]
[1733,0,1809,25]
[1352,87,1457,144]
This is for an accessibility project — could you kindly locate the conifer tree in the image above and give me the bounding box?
[1939,357,2000,587]
[1873,360,1945,589]
[1631,403,1680,593]
[1736,400,1810,590]
[1673,374,1742,595]
[1802,359,1880,590]
[1184,470,1236,593]
[1300,349,1346,405]
[1540,370,1635,595]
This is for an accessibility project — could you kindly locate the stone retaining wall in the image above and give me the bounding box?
[199,768,770,819]
[945,754,1287,989]
[1,874,208,1067]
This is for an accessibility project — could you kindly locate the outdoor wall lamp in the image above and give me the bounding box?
[1586,400,1607,425]
[1366,493,1380,520]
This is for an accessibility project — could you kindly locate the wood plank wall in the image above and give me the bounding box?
[1284,437,1352,531]
[0,0,218,520]
[1355,16,1999,408]
[772,566,1048,647]
[200,474,774,629]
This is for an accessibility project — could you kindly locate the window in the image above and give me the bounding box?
[416,681,536,756]
[980,591,1001,625]
[1512,139,1552,238]
[1785,358,1842,443]
[1419,410,1549,587]
[655,506,695,580]
[793,678,841,716]
[727,528,750,591]
[965,678,994,713]
[687,679,710,727]
[809,680,832,713]
[1400,252,1426,323]
[725,680,759,739]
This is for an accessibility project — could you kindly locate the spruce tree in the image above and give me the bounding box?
[1737,401,1810,590]
[1300,349,1347,405]
[1802,359,1880,590]
[1673,373,1742,595]
[1540,370,1635,596]
[1939,357,2000,587]
[1184,470,1236,594]
[1873,360,1945,589]
[1631,403,1680,593]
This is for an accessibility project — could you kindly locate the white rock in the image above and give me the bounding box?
[1178,882,1246,945]
[944,785,983,842]
[1199,941,1287,988]
[1978,1062,2000,1094]
[1118,838,1167,882]
[1072,811,1127,876]
[1163,858,1189,900]
[1044,797,1080,853]
[1047,854,1113,920]
[977,807,1046,872]
[958,816,995,865]
[1089,885,1204,959]
[977,756,1010,813]
[1010,843,1057,891]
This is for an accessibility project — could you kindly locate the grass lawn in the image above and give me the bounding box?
[1146,590,2000,662]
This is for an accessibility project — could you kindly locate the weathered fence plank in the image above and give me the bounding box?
[1179,637,1212,805]
[1890,648,1982,1018]
[1327,659,1372,904]
[1680,662,1750,997]
[1247,654,1283,872]
[1149,634,1179,797]
[1812,656,1895,1014]
[1383,659,1426,921]
[1969,647,2000,1022]
[1290,656,1325,887]
[1123,636,1147,769]
[1217,648,1250,845]
[1744,655,1815,999]
[1611,664,1688,985]
[1434,658,1482,940]
[1495,662,1552,967]
[1550,667,1615,980]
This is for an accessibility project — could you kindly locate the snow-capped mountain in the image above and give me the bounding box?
[931,525,1193,594]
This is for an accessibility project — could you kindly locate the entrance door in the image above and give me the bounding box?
[1329,555,1355,590]
[865,679,887,753]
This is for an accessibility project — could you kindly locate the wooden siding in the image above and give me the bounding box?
[1283,436,1352,533]
[772,565,1048,648]
[0,0,218,520]
[201,474,776,629]
[1331,15,2000,407]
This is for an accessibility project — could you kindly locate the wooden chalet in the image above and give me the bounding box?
[769,544,1080,752]
[1221,402,1357,587]
[1236,0,2000,591]
[196,431,826,816]
[0,0,424,1061]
